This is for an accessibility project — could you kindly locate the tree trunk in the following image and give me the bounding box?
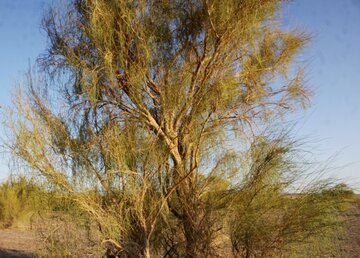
[182,204,209,258]
[143,241,151,258]
[184,217,200,258]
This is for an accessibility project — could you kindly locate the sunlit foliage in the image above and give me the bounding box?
[6,0,349,257]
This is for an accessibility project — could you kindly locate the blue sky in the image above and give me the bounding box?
[0,0,47,180]
[282,0,360,189]
[0,0,359,189]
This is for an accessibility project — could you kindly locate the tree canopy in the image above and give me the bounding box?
[7,0,348,257]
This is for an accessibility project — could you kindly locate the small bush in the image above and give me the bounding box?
[0,176,45,228]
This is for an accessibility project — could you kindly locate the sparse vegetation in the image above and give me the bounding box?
[0,176,44,228]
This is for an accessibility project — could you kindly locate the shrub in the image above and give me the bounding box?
[0,176,45,228]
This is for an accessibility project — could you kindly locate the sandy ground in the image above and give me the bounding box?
[0,229,34,258]
[341,201,360,258]
[0,201,360,257]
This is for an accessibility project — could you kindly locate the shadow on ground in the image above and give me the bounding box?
[0,249,32,258]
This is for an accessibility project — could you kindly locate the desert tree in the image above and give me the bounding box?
[5,0,338,257]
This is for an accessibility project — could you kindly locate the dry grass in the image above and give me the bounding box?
[31,211,103,257]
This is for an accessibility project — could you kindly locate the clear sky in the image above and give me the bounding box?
[0,0,359,189]
[282,0,360,189]
[0,0,47,180]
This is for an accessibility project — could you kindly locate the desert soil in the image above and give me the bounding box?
[1,201,360,257]
[0,229,34,258]
[341,201,360,257]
